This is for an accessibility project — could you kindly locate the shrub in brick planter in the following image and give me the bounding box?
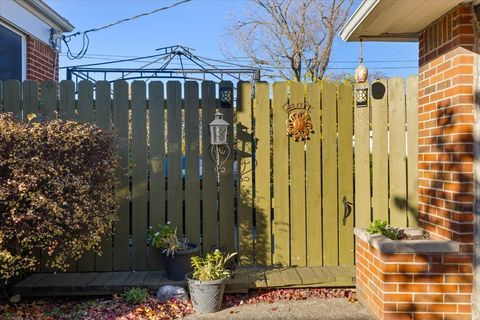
[354,227,473,320]
[0,113,118,282]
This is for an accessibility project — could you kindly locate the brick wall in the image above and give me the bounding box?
[26,36,58,82]
[354,3,477,319]
[356,237,473,320]
[417,4,474,251]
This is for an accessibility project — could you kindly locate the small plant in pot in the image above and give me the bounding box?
[149,222,199,281]
[187,250,237,314]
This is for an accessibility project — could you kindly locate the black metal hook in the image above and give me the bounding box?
[342,196,352,226]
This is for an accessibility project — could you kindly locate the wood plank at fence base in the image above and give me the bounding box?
[201,81,217,253]
[131,81,148,270]
[306,83,322,267]
[337,83,354,266]
[4,80,21,118]
[272,82,290,267]
[166,81,183,233]
[23,80,39,118]
[76,80,95,272]
[354,83,371,228]
[322,82,338,266]
[236,81,254,265]
[289,82,306,267]
[41,81,58,120]
[254,82,271,266]
[388,78,407,228]
[95,81,113,272]
[113,80,131,271]
[406,76,419,227]
[219,81,235,254]
[148,81,166,270]
[371,79,389,223]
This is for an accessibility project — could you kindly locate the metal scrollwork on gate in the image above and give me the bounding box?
[283,102,314,141]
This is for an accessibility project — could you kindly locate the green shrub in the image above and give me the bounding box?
[0,113,118,282]
[366,219,402,240]
[124,287,149,304]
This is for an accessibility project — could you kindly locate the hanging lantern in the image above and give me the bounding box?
[354,38,368,83]
[209,112,230,145]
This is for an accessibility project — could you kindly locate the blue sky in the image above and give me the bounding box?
[45,0,419,81]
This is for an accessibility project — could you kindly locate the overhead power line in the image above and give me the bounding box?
[62,0,191,60]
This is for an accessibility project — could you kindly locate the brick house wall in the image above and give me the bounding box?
[26,35,59,82]
[418,4,475,248]
[355,3,477,320]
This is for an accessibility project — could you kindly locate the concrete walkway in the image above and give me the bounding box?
[184,298,373,320]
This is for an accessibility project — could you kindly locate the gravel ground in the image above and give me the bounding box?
[183,298,374,320]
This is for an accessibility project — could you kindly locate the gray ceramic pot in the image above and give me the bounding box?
[187,276,226,314]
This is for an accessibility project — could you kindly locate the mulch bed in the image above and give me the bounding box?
[0,288,356,320]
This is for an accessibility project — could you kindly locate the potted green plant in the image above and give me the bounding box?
[187,250,237,314]
[149,222,199,281]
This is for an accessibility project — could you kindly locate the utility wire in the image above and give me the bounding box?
[62,0,191,60]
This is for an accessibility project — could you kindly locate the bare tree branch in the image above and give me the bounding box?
[227,0,353,81]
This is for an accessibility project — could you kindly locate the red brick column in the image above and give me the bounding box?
[26,36,59,82]
[417,3,474,272]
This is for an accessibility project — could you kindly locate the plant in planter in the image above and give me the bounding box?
[187,250,237,314]
[366,219,430,240]
[366,219,402,240]
[149,223,199,281]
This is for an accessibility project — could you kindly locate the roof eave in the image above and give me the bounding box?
[340,0,380,42]
[21,0,74,32]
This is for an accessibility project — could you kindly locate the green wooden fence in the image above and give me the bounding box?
[0,77,418,271]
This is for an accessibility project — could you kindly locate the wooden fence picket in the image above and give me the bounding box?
[254,81,271,266]
[201,81,217,253]
[95,81,113,271]
[184,81,201,247]
[131,81,148,270]
[289,82,307,267]
[371,79,389,223]
[354,83,371,228]
[113,80,130,271]
[322,82,338,266]
[219,81,235,254]
[76,80,95,272]
[41,81,57,120]
[4,80,21,118]
[406,76,419,227]
[236,81,254,265]
[305,83,322,266]
[148,81,166,269]
[59,80,75,120]
[337,83,354,266]
[388,78,408,227]
[22,80,38,118]
[272,82,289,266]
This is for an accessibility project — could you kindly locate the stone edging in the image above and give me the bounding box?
[354,227,460,253]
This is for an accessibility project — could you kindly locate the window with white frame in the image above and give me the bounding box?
[0,23,25,82]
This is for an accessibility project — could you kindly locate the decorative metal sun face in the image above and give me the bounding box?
[286,110,314,141]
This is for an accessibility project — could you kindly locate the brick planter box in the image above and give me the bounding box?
[354,228,472,320]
